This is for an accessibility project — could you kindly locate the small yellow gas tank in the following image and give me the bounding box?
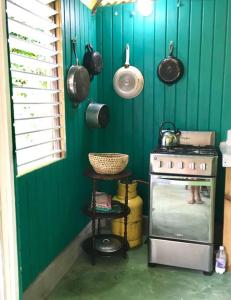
[112,180,143,248]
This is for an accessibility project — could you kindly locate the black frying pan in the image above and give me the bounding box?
[67,39,90,106]
[157,41,184,85]
[83,44,103,81]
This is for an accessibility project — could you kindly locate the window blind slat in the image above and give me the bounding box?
[15,126,62,136]
[8,19,58,47]
[10,0,58,17]
[16,138,62,151]
[38,0,56,4]
[11,70,59,82]
[13,87,60,94]
[14,102,60,105]
[7,1,57,31]
[14,115,62,121]
[9,37,58,58]
[10,53,59,72]
[17,150,63,167]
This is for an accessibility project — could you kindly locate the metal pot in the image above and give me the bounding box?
[86,102,109,128]
[159,121,181,147]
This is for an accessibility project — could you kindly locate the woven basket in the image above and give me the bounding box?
[88,153,129,175]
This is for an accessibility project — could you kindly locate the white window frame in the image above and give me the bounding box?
[7,0,66,176]
[0,0,19,299]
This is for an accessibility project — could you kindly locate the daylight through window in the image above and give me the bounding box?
[6,0,66,175]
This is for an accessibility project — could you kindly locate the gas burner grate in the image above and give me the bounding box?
[154,145,217,156]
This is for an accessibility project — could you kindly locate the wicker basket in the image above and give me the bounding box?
[88,153,129,175]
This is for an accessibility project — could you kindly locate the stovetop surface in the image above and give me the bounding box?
[153,145,218,156]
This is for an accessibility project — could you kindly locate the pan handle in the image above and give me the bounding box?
[169,41,174,56]
[72,39,78,65]
[86,44,94,53]
[125,44,130,68]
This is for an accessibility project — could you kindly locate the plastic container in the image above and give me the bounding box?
[215,246,227,274]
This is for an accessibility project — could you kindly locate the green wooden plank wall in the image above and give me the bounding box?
[14,0,98,290]
[96,0,230,214]
[14,0,231,291]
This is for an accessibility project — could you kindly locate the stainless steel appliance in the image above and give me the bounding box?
[148,145,218,274]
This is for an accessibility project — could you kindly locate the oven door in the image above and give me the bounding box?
[149,174,215,243]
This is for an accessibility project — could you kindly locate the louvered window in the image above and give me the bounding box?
[6,0,66,175]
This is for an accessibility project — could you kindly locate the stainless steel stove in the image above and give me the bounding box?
[148,145,218,274]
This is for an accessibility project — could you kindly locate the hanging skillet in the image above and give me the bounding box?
[157,41,184,85]
[113,44,144,99]
[67,39,90,106]
[83,44,103,81]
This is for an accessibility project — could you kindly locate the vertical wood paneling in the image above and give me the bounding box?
[186,0,202,129]
[221,0,231,140]
[17,177,31,287]
[16,0,97,290]
[143,7,155,175]
[133,10,144,178]
[103,7,113,151]
[16,0,231,290]
[175,0,190,130]
[96,0,231,213]
[123,4,135,169]
[164,0,178,122]
[209,0,228,142]
[198,0,215,130]
[153,0,167,142]
[112,5,123,153]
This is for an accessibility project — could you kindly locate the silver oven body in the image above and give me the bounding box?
[148,173,217,272]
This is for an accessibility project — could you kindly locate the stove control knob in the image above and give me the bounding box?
[167,161,173,169]
[189,162,195,170]
[178,161,184,169]
[200,163,206,171]
[157,160,162,168]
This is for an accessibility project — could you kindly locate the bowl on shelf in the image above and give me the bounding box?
[88,153,129,175]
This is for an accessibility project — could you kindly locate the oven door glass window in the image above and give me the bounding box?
[150,175,215,243]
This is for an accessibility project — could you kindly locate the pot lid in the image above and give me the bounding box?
[95,237,121,253]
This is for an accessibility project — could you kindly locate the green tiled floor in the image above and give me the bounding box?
[47,244,231,300]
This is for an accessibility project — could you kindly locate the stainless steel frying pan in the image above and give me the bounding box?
[67,39,90,106]
[113,44,144,99]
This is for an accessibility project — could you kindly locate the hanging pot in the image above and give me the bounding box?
[86,102,110,128]
[83,44,103,81]
[157,41,184,85]
[67,39,90,106]
[113,44,144,99]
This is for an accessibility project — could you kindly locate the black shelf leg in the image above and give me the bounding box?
[91,178,97,265]
[123,177,129,258]
[97,219,101,235]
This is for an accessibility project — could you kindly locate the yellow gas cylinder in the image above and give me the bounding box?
[112,180,143,248]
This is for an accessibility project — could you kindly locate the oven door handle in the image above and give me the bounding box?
[151,177,212,187]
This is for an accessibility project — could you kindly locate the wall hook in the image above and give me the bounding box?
[169,41,174,56]
[177,0,182,8]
